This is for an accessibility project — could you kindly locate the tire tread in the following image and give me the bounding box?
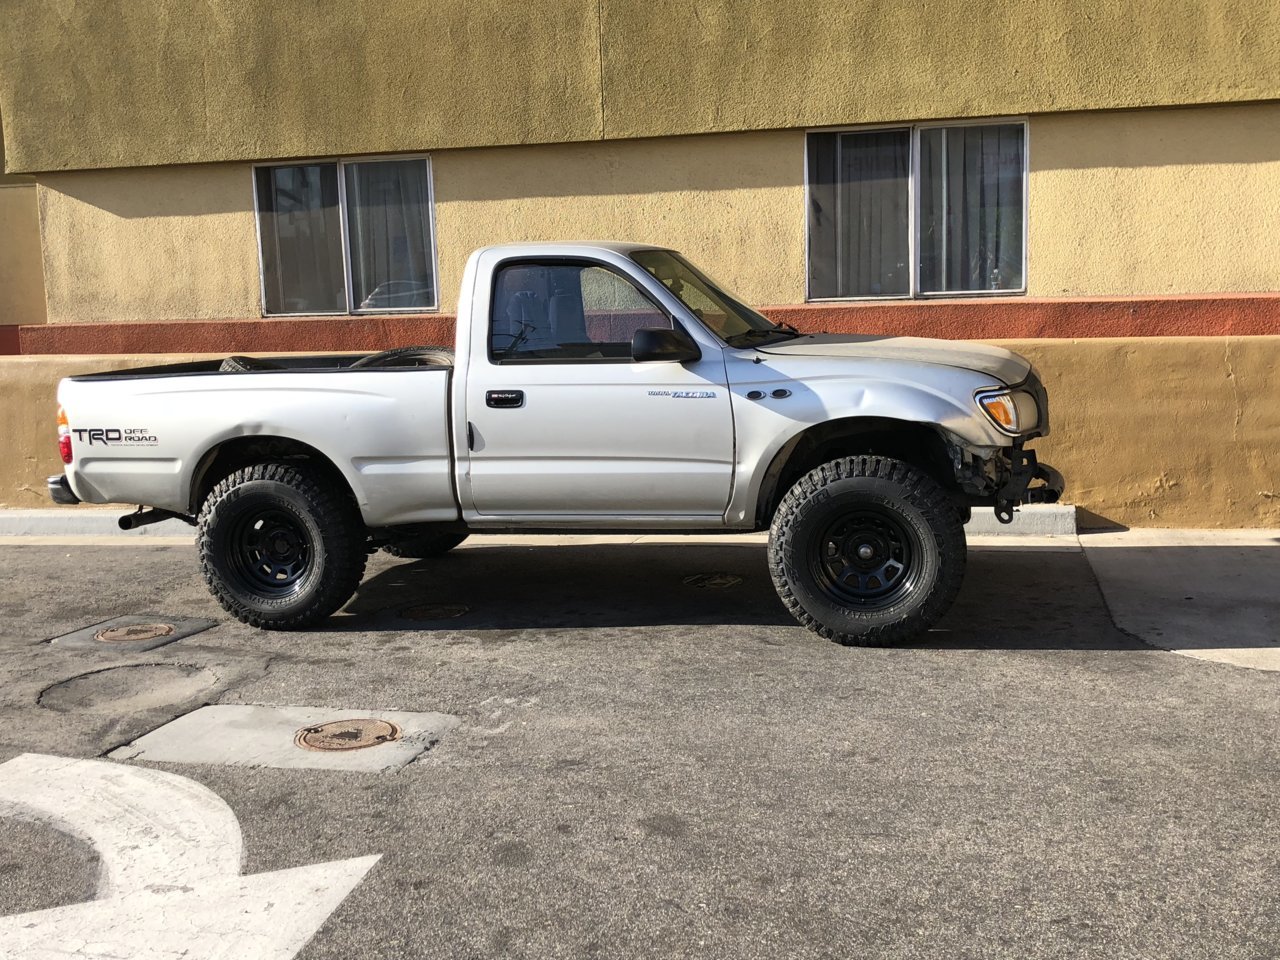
[197,462,366,629]
[767,455,966,646]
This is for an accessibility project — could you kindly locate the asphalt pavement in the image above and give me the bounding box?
[0,533,1276,959]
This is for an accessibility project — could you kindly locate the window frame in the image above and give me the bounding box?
[485,256,675,366]
[803,117,1029,302]
[251,153,440,317]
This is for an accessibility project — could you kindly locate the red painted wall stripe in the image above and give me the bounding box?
[15,294,1280,356]
[0,326,19,355]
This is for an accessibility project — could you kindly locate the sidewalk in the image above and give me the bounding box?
[1079,529,1280,673]
[1,508,1275,672]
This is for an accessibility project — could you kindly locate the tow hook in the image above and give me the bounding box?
[994,443,1064,523]
[118,507,197,530]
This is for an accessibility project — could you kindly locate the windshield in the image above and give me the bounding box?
[631,250,798,347]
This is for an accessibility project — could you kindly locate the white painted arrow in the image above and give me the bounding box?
[0,753,380,959]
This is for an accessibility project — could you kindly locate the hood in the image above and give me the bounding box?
[753,334,1031,385]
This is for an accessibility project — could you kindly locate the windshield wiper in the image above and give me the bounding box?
[726,327,801,347]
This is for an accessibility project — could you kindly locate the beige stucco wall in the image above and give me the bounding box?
[37,165,260,324]
[0,184,46,325]
[34,100,1280,324]
[997,337,1280,528]
[1028,103,1280,296]
[4,0,1280,173]
[0,116,46,325]
[433,131,806,312]
[4,338,1278,526]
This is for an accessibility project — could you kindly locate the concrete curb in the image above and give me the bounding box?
[0,508,194,537]
[0,504,1076,538]
[964,504,1077,536]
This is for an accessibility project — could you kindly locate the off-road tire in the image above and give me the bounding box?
[197,462,367,629]
[349,346,454,369]
[382,531,469,559]
[768,456,966,646]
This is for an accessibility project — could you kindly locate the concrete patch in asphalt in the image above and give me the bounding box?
[1082,528,1280,671]
[38,664,222,714]
[110,704,460,772]
[47,614,217,650]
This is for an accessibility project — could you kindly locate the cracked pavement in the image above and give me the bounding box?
[0,535,1277,959]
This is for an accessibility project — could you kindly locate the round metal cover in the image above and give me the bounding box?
[294,718,402,752]
[399,603,469,621]
[682,573,743,590]
[94,622,175,643]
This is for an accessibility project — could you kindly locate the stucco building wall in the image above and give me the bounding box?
[0,123,46,329]
[36,165,260,324]
[30,102,1280,322]
[1028,103,1280,296]
[3,0,1279,172]
[0,184,45,327]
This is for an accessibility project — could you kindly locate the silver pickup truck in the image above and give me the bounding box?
[49,242,1062,644]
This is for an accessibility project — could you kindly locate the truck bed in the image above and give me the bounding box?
[59,354,459,527]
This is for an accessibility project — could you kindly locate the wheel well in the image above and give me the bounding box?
[189,436,357,515]
[755,418,958,527]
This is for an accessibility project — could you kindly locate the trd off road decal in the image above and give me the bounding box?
[70,427,159,446]
[647,390,717,399]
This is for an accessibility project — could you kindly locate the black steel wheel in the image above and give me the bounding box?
[198,462,366,629]
[810,506,922,609]
[768,456,966,646]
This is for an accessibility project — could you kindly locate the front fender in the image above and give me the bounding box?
[724,356,1012,526]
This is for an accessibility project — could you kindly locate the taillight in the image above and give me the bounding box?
[57,407,72,464]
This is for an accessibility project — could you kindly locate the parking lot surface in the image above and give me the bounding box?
[0,536,1277,959]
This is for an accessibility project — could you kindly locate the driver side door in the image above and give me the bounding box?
[463,258,734,519]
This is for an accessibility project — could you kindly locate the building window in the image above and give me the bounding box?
[807,121,1026,300]
[254,157,437,315]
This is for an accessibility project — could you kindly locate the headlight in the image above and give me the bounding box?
[976,389,1040,434]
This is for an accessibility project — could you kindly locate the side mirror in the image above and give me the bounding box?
[631,327,701,363]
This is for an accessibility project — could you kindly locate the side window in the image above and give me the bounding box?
[490,262,670,361]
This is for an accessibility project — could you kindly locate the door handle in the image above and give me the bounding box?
[485,390,525,409]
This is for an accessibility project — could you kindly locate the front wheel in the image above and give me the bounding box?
[767,456,966,646]
[197,462,367,629]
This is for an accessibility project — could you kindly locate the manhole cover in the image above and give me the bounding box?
[682,573,743,589]
[94,622,175,643]
[398,603,469,621]
[294,718,403,752]
[49,615,217,651]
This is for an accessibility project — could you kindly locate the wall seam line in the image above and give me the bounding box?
[596,0,606,140]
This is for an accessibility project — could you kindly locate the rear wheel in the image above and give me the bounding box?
[767,456,965,646]
[197,462,366,629]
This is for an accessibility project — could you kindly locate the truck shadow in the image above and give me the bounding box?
[321,542,1193,653]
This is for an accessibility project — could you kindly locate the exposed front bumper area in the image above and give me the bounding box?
[47,474,81,505]
[993,443,1064,523]
[957,441,1065,524]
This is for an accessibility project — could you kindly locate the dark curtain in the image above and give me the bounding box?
[918,124,1024,293]
[808,130,910,298]
[256,164,345,314]
[345,159,435,310]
